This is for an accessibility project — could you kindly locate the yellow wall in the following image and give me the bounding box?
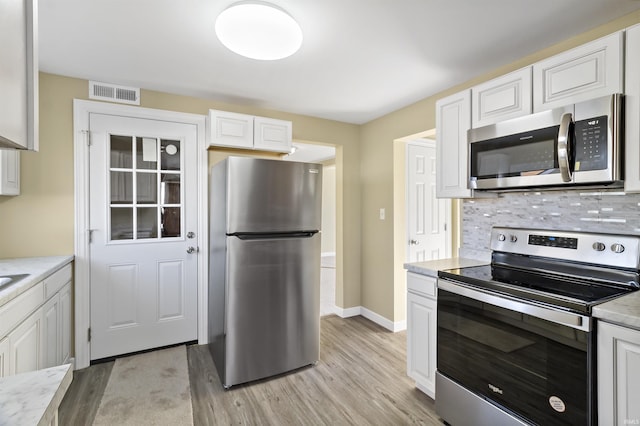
[360,10,640,324]
[3,9,640,326]
[0,73,362,310]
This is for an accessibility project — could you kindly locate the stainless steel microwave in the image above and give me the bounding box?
[468,93,623,191]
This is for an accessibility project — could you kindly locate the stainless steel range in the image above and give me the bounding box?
[436,227,640,426]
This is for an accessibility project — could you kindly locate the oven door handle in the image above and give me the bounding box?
[438,279,591,332]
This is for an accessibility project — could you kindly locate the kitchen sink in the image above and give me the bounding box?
[0,274,30,290]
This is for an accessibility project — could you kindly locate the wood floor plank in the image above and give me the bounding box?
[58,360,114,425]
[60,315,442,425]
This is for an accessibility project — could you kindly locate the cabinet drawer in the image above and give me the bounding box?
[407,272,437,299]
[0,282,44,338]
[44,263,72,300]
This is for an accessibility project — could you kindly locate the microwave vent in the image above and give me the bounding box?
[89,81,140,105]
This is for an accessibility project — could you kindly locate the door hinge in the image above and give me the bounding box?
[82,129,91,146]
[88,327,91,342]
[88,229,95,244]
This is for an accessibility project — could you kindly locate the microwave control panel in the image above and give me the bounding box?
[573,115,607,171]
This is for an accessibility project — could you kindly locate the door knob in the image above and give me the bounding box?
[186,246,198,254]
[409,239,420,245]
[187,232,195,239]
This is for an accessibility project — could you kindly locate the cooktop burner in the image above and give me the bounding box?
[438,264,638,314]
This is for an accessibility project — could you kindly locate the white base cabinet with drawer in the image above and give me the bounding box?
[0,263,73,378]
[598,321,640,426]
[406,272,437,398]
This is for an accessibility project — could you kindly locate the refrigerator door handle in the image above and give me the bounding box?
[232,231,318,240]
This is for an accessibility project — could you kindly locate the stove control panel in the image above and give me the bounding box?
[491,227,640,269]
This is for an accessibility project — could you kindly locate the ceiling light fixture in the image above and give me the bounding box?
[215,1,303,61]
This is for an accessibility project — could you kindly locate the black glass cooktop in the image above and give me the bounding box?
[438,262,639,314]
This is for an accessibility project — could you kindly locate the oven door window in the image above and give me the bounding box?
[470,125,560,179]
[437,288,591,425]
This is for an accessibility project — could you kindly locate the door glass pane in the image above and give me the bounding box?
[137,207,158,239]
[162,207,181,237]
[137,172,157,204]
[111,208,133,240]
[110,171,133,204]
[161,173,181,204]
[136,137,158,170]
[110,135,133,169]
[161,140,181,171]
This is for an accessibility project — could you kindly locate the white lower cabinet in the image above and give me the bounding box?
[0,336,9,377]
[406,272,437,398]
[0,263,73,378]
[9,307,43,375]
[59,283,72,365]
[598,321,640,426]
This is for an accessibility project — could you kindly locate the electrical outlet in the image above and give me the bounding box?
[379,208,385,220]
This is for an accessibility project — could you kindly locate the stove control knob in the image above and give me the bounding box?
[497,234,506,242]
[611,243,625,254]
[592,242,606,251]
[509,235,518,243]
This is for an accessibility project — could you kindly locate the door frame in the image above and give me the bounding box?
[73,99,208,369]
[405,139,452,261]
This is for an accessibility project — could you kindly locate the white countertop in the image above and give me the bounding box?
[0,364,72,426]
[0,256,74,307]
[594,291,640,330]
[404,257,488,278]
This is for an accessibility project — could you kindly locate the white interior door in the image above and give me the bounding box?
[88,113,198,360]
[407,140,451,262]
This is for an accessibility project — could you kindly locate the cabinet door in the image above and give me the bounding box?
[59,282,72,364]
[0,0,38,150]
[472,67,532,128]
[253,117,292,153]
[0,336,9,378]
[0,149,20,195]
[407,291,437,398]
[598,321,640,426]
[9,307,43,375]
[43,295,60,368]
[208,110,254,149]
[625,24,640,193]
[533,32,623,112]
[436,90,472,198]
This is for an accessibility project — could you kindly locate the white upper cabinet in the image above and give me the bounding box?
[436,90,473,198]
[472,67,532,128]
[0,0,38,151]
[533,32,623,112]
[0,149,20,196]
[208,110,292,153]
[625,24,640,193]
[254,117,292,153]
[208,110,254,149]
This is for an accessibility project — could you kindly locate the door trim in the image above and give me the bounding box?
[73,99,208,369]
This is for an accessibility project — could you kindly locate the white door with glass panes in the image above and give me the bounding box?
[88,113,198,360]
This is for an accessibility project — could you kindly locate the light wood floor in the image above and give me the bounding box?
[59,315,442,425]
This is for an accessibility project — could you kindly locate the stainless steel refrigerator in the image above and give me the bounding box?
[208,156,322,388]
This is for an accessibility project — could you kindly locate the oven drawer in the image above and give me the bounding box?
[407,272,436,299]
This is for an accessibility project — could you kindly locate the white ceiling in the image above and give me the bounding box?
[39,0,640,125]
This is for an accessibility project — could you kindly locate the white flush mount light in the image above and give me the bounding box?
[215,1,303,60]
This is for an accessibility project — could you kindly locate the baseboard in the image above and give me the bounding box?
[334,306,406,332]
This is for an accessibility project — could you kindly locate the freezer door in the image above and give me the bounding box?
[224,232,321,387]
[227,157,322,233]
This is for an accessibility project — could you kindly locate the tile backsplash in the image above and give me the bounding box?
[459,189,640,260]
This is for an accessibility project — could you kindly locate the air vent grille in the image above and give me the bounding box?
[89,81,140,105]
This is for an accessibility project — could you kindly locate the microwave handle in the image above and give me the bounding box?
[557,112,574,182]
